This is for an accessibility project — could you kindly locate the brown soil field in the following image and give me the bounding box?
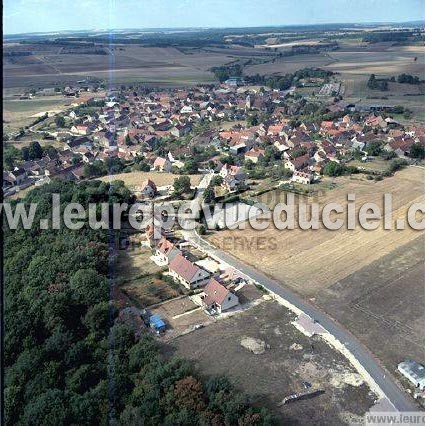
[208,167,425,297]
[151,297,213,341]
[167,301,375,425]
[98,171,201,188]
[3,45,239,88]
[316,234,425,373]
[207,167,425,374]
[244,53,333,75]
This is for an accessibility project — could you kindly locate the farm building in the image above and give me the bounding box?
[224,77,245,87]
[398,360,425,390]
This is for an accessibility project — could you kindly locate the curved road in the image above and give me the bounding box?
[182,174,417,413]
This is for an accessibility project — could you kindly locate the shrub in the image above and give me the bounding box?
[388,159,408,173]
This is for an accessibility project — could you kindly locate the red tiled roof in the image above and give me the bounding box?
[141,179,157,191]
[157,237,175,256]
[169,254,200,282]
[293,154,309,169]
[203,278,230,306]
[153,157,167,167]
[245,148,264,158]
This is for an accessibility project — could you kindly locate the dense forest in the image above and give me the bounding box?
[4,180,274,425]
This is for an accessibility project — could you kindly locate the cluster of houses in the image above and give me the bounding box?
[148,227,240,315]
[3,151,86,195]
[5,81,425,198]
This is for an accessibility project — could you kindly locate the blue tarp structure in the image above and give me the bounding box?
[149,314,166,331]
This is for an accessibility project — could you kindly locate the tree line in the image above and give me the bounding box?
[4,180,275,425]
[368,73,423,91]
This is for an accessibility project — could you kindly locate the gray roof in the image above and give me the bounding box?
[398,360,425,381]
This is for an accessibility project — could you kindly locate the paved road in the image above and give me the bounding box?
[181,202,416,412]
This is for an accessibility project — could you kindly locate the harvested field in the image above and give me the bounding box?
[316,235,425,373]
[98,171,201,189]
[207,166,425,375]
[324,45,425,77]
[208,167,425,296]
[3,91,102,133]
[349,158,393,173]
[3,97,66,132]
[167,301,375,424]
[240,42,424,122]
[3,45,240,88]
[244,53,333,75]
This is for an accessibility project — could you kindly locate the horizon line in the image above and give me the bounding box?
[4,19,424,37]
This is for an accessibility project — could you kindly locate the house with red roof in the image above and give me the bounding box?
[201,278,239,314]
[284,154,310,172]
[71,124,90,135]
[153,156,172,172]
[169,254,210,289]
[139,179,157,198]
[155,237,182,265]
[384,138,416,157]
[145,222,165,247]
[244,148,265,164]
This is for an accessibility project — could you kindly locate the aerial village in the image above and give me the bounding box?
[4,74,425,196]
[4,74,425,347]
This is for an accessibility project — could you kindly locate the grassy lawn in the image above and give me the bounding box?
[349,158,391,173]
[3,97,65,113]
[3,97,69,133]
[98,171,201,189]
[116,247,183,308]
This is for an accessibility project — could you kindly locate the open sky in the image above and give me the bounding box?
[4,0,424,34]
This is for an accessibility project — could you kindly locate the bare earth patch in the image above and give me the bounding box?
[207,167,425,377]
[116,247,181,307]
[166,301,375,424]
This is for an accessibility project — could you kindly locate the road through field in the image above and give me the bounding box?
[185,227,417,413]
[181,174,417,413]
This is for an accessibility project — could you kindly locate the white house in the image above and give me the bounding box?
[180,105,193,114]
[155,237,182,264]
[169,254,210,289]
[201,278,239,314]
[139,179,157,198]
[292,170,313,185]
[398,360,425,390]
[70,124,89,135]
